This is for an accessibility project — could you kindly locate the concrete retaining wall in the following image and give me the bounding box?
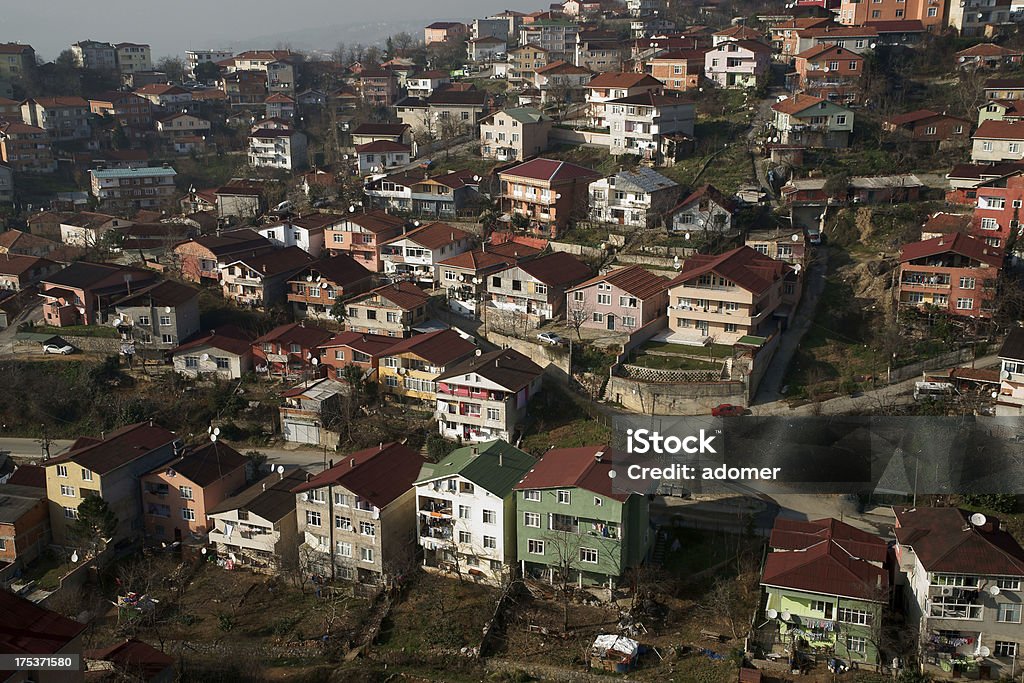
[550,127,612,147]
[484,329,571,379]
[606,375,747,414]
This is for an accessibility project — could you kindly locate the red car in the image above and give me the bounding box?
[712,404,746,417]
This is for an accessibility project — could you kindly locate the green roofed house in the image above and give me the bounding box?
[414,440,535,584]
[513,445,652,588]
[479,107,554,162]
[756,517,888,669]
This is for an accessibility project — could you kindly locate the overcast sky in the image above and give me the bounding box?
[4,1,535,61]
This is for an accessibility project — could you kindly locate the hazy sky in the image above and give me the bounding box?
[4,0,536,61]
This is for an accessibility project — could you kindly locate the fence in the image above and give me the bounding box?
[618,364,728,383]
[888,347,975,385]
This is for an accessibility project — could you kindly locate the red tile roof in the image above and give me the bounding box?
[254,321,334,350]
[516,251,594,287]
[894,506,1024,575]
[922,212,971,235]
[265,93,295,103]
[973,119,1024,140]
[355,140,411,153]
[670,246,792,294]
[351,123,410,137]
[796,43,862,60]
[7,464,45,488]
[171,325,254,357]
[26,96,88,109]
[958,43,1022,57]
[45,422,177,475]
[224,245,315,277]
[318,331,399,357]
[899,232,1001,267]
[886,109,968,127]
[762,537,888,601]
[437,248,516,271]
[770,517,887,563]
[343,209,407,234]
[514,446,629,501]
[384,221,471,250]
[0,591,86,661]
[535,60,592,75]
[291,442,423,508]
[864,19,925,32]
[293,254,372,288]
[84,639,173,680]
[587,72,664,89]
[356,280,431,310]
[568,264,669,300]
[672,183,736,215]
[500,158,600,183]
[771,92,827,115]
[378,328,476,365]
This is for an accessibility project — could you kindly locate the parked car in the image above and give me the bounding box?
[537,331,568,346]
[42,343,75,355]
[711,403,746,417]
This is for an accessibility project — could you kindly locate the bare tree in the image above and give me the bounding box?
[543,529,585,631]
[566,296,593,341]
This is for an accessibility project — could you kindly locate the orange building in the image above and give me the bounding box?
[837,0,946,31]
[645,50,707,92]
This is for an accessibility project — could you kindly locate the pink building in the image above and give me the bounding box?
[140,441,249,542]
[324,209,407,272]
[565,264,670,332]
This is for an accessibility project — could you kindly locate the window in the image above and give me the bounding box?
[580,547,598,563]
[597,293,611,305]
[528,539,545,555]
[835,115,847,125]
[138,315,150,326]
[64,506,78,519]
[162,334,173,344]
[458,505,471,519]
[57,464,68,478]
[593,313,604,322]
[995,641,1018,658]
[999,603,1022,623]
[998,578,1021,590]
[524,512,541,527]
[360,547,374,563]
[572,290,584,302]
[306,510,322,527]
[810,600,834,619]
[981,217,999,230]
[159,315,171,326]
[179,486,193,500]
[185,356,198,368]
[336,540,352,557]
[619,296,637,308]
[360,521,375,536]
[928,6,938,15]
[557,490,571,504]
[925,126,937,135]
[959,276,976,289]
[482,510,496,524]
[60,484,75,497]
[335,516,352,531]
[956,298,975,310]
[846,635,866,654]
[492,276,501,288]
[81,468,92,481]
[459,530,472,544]
[1011,143,1020,154]
[182,507,196,521]
[215,357,229,370]
[483,535,497,549]
[623,316,636,327]
[929,596,983,619]
[523,490,541,502]
[984,141,994,152]
[838,607,872,625]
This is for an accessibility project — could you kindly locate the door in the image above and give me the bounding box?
[174,527,182,542]
[607,314,615,331]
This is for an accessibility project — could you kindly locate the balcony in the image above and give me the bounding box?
[419,496,452,517]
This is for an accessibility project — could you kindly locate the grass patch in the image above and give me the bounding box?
[520,381,613,455]
[662,142,754,195]
[20,551,69,591]
[662,528,749,576]
[378,572,496,652]
[642,341,734,358]
[32,324,119,339]
[630,353,720,371]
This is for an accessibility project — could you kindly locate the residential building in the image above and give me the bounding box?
[996,327,1024,415]
[187,49,233,77]
[957,43,1024,69]
[115,43,152,74]
[795,25,880,55]
[770,17,833,57]
[970,169,1024,251]
[324,210,406,272]
[586,72,664,126]
[70,39,117,71]
[258,212,339,258]
[468,36,508,63]
[645,50,707,93]
[0,255,61,291]
[317,331,398,381]
[0,120,56,173]
[948,0,1011,35]
[532,61,592,105]
[669,184,737,234]
[838,0,945,31]
[219,246,315,309]
[604,92,695,165]
[221,71,268,106]
[894,506,1024,679]
[745,229,808,265]
[264,93,296,120]
[883,109,971,146]
[44,422,178,546]
[705,40,771,89]
[0,483,49,569]
[414,440,535,582]
[0,161,9,202]
[357,69,398,108]
[666,246,798,345]
[377,329,477,401]
[208,469,309,573]
[519,19,580,59]
[979,100,1024,127]
[589,168,680,228]
[713,25,767,46]
[214,180,269,219]
[781,174,924,205]
[286,255,374,319]
[133,83,192,111]
[985,77,1024,101]
[364,168,482,219]
[355,140,411,175]
[426,22,469,44]
[508,45,552,84]
[248,127,308,170]
[514,445,651,586]
[112,280,200,349]
[173,229,274,284]
[89,166,178,213]
[480,107,553,161]
[156,113,211,139]
[380,222,473,283]
[972,120,1024,162]
[83,640,174,683]
[473,16,513,41]
[89,91,154,130]
[898,232,1000,318]
[771,93,855,148]
[351,123,413,147]
[488,250,594,322]
[252,320,333,380]
[499,158,602,238]
[280,378,350,446]
[0,592,87,683]
[344,281,431,337]
[0,43,35,80]
[565,265,669,333]
[39,261,155,327]
[267,59,298,95]
[436,349,545,442]
[759,518,888,667]
[140,441,248,542]
[170,327,254,379]
[407,71,453,98]
[292,444,421,584]
[574,30,626,73]
[59,212,130,248]
[0,229,57,257]
[790,44,864,104]
[439,245,539,317]
[395,89,489,135]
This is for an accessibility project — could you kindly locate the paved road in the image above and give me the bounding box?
[0,299,42,356]
[0,436,74,461]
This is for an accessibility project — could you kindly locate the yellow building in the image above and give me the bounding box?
[377,329,476,402]
[44,422,177,548]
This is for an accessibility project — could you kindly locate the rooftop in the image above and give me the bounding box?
[568,264,670,300]
[516,251,594,286]
[415,439,535,497]
[437,347,545,391]
[209,469,309,522]
[0,592,87,661]
[379,328,476,365]
[291,443,422,508]
[91,167,177,180]
[670,245,792,295]
[894,506,1024,576]
[514,445,629,501]
[44,422,177,476]
[145,441,248,487]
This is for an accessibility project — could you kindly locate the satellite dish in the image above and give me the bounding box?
[971,512,987,526]
[210,433,218,442]
[315,275,322,282]
[781,611,791,622]
[993,391,1000,399]
[960,56,967,63]
[201,353,210,362]
[277,465,285,474]
[473,175,481,182]
[213,427,221,436]
[165,306,172,313]
[979,646,991,657]
[306,274,314,281]
[823,67,830,73]
[201,547,208,555]
[791,233,800,242]
[1001,370,1011,380]
[300,492,308,501]
[684,232,691,240]
[767,608,779,619]
[475,348,483,356]
[793,263,802,274]
[555,193,562,199]
[414,220,421,227]
[71,551,79,563]
[349,205,356,213]
[311,357,319,365]
[989,584,1001,596]
[398,367,407,374]
[870,43,877,49]
[113,318,124,327]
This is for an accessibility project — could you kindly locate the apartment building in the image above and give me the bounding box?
[970,168,1024,252]
[219,246,315,309]
[589,168,680,228]
[248,127,308,170]
[378,329,477,402]
[436,349,545,442]
[586,72,664,126]
[414,440,535,582]
[669,184,737,234]
[70,40,117,71]
[324,210,406,272]
[645,50,707,92]
[488,250,594,323]
[948,0,1011,35]
[666,246,798,345]
[771,93,855,148]
[39,261,156,327]
[115,43,152,74]
[344,281,431,337]
[705,40,771,89]
[898,232,1000,318]
[0,43,36,80]
[170,327,255,380]
[285,255,373,320]
[111,279,201,349]
[838,0,945,30]
[0,484,49,570]
[380,222,473,284]
[605,92,695,164]
[0,121,55,173]
[791,44,864,104]
[364,169,482,219]
[480,107,553,162]
[89,166,178,212]
[317,331,398,381]
[293,443,422,584]
[532,61,591,105]
[173,229,274,284]
[89,91,154,130]
[566,265,669,333]
[499,158,602,238]
[21,97,91,141]
[508,45,552,84]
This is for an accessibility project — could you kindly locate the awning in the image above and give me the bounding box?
[736,335,767,347]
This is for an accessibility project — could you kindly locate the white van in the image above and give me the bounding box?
[913,381,955,401]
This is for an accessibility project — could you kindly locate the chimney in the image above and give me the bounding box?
[594,450,604,462]
[499,450,504,467]
[471,446,478,456]
[329,459,334,468]
[262,482,266,491]
[305,472,311,482]
[350,457,356,468]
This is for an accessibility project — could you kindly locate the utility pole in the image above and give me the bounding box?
[39,424,50,460]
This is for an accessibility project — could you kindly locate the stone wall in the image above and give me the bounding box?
[484,329,570,380]
[606,374,747,414]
